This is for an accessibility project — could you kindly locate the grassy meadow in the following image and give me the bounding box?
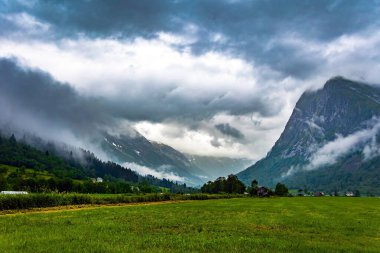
[0,197,380,252]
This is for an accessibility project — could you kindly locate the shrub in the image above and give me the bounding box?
[0,193,243,211]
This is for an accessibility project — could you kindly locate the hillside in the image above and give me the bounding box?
[0,133,194,193]
[238,77,380,195]
[101,132,207,186]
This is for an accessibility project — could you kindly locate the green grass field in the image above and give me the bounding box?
[0,197,379,252]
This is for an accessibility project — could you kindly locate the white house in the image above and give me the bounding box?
[0,191,28,194]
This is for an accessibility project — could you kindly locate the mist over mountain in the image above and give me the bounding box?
[100,132,205,186]
[100,132,253,186]
[186,154,252,181]
[0,58,252,186]
[238,77,380,195]
[3,54,380,192]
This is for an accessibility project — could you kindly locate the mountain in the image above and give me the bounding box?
[0,132,196,193]
[101,131,208,186]
[186,154,253,181]
[101,131,253,186]
[238,77,380,195]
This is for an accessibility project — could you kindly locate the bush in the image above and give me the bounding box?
[0,193,244,211]
[274,183,289,196]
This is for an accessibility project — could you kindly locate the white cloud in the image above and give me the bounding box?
[308,120,380,169]
[276,29,380,86]
[0,37,261,97]
[363,136,380,161]
[281,165,300,178]
[0,35,297,159]
[122,162,184,182]
[2,19,380,162]
[2,12,50,35]
[281,118,380,178]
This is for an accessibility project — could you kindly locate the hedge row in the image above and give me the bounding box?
[0,193,243,210]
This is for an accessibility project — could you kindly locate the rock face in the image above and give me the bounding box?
[238,77,380,195]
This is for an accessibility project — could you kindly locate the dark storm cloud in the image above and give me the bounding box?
[0,57,112,137]
[0,57,278,134]
[2,0,379,78]
[215,123,244,139]
[108,90,276,123]
[1,0,176,39]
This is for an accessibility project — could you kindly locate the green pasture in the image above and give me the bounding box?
[0,197,379,252]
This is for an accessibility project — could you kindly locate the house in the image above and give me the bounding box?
[297,190,305,196]
[91,177,103,183]
[0,191,28,195]
[257,186,270,197]
[314,191,325,197]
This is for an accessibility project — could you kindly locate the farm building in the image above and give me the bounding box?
[0,191,28,195]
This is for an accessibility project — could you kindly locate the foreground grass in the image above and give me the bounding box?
[0,197,379,252]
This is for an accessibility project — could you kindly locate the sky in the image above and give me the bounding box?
[1,0,380,161]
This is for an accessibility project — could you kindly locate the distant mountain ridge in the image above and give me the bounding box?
[101,132,251,186]
[101,132,207,186]
[0,122,251,187]
[186,154,252,181]
[238,77,380,195]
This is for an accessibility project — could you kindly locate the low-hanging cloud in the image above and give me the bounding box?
[0,57,270,160]
[0,57,114,140]
[308,119,380,169]
[282,118,380,178]
[122,162,184,182]
[363,135,380,161]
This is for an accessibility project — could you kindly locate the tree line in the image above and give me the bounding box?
[201,175,289,196]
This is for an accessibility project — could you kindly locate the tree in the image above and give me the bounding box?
[0,175,7,190]
[57,178,73,192]
[250,179,259,196]
[9,134,16,144]
[214,177,226,193]
[274,182,289,196]
[225,174,245,194]
[201,175,245,194]
[138,180,155,193]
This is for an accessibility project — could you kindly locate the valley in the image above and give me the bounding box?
[1,1,380,252]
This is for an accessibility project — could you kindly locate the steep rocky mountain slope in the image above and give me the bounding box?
[238,77,380,195]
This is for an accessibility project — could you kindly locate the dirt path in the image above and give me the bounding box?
[0,200,190,216]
